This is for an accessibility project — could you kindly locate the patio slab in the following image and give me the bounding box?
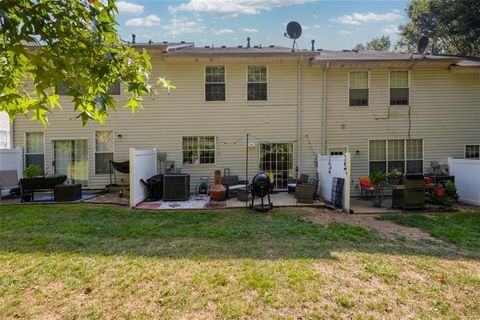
[226,192,326,208]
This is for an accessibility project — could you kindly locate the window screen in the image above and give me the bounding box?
[390,71,409,105]
[247,65,267,101]
[205,66,225,101]
[349,71,368,106]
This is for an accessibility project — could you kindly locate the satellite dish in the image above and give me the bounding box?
[417,36,429,55]
[285,21,302,52]
[286,21,302,40]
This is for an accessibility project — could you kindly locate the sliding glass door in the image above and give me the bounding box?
[53,140,88,186]
[260,143,294,190]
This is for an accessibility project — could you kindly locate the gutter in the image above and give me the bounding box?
[322,62,330,154]
[296,55,303,176]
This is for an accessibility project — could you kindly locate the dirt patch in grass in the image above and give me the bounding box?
[303,208,437,241]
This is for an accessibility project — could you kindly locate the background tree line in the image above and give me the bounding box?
[353,0,479,56]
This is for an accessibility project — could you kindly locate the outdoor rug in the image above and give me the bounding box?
[137,195,211,210]
[32,193,99,203]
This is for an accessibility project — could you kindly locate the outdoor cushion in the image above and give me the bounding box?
[0,170,19,188]
[0,170,19,197]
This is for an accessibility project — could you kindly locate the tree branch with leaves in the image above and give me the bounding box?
[0,0,174,126]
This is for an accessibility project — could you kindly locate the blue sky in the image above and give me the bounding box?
[115,0,410,50]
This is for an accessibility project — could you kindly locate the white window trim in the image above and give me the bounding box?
[258,142,295,190]
[328,145,349,155]
[246,64,268,102]
[348,70,370,107]
[367,139,424,175]
[465,144,480,159]
[204,65,226,102]
[24,131,46,174]
[94,130,115,176]
[182,136,217,165]
[388,70,410,107]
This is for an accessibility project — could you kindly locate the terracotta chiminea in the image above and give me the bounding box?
[210,170,226,201]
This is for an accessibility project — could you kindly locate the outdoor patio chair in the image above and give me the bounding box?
[221,175,248,199]
[359,176,374,200]
[287,174,309,193]
[296,177,318,204]
[0,170,19,198]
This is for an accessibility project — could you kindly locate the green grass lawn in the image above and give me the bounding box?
[380,212,480,254]
[1,205,479,319]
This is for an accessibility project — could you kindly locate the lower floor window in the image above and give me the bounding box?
[465,145,479,159]
[369,139,423,174]
[182,136,215,164]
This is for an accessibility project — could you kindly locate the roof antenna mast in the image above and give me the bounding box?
[284,21,302,52]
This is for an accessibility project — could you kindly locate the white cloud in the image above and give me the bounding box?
[382,24,399,34]
[242,27,258,32]
[169,0,318,16]
[163,18,207,35]
[330,10,402,25]
[125,15,161,27]
[212,28,234,35]
[303,24,321,30]
[117,1,144,15]
[338,30,351,35]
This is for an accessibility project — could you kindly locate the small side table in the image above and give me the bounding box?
[237,187,250,202]
[55,184,82,202]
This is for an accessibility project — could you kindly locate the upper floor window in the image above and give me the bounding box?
[56,81,120,96]
[25,132,44,174]
[205,66,225,101]
[55,81,69,95]
[182,136,215,164]
[390,71,409,105]
[247,65,267,101]
[465,145,479,159]
[108,81,121,95]
[95,131,114,174]
[349,71,369,106]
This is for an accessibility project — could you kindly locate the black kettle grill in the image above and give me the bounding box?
[249,172,273,212]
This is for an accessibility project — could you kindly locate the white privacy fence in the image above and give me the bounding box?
[317,153,351,213]
[0,148,23,178]
[129,148,157,208]
[448,158,480,206]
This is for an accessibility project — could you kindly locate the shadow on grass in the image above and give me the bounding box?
[0,204,474,260]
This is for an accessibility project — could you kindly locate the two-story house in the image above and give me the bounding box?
[10,42,480,195]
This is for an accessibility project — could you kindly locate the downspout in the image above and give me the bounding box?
[322,62,330,154]
[296,55,303,176]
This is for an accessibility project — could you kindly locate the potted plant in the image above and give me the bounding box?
[387,169,402,185]
[434,183,446,198]
[23,164,42,178]
[444,180,458,202]
[369,168,386,207]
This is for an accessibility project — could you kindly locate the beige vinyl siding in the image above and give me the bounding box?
[12,51,480,195]
[13,55,312,188]
[323,67,480,195]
